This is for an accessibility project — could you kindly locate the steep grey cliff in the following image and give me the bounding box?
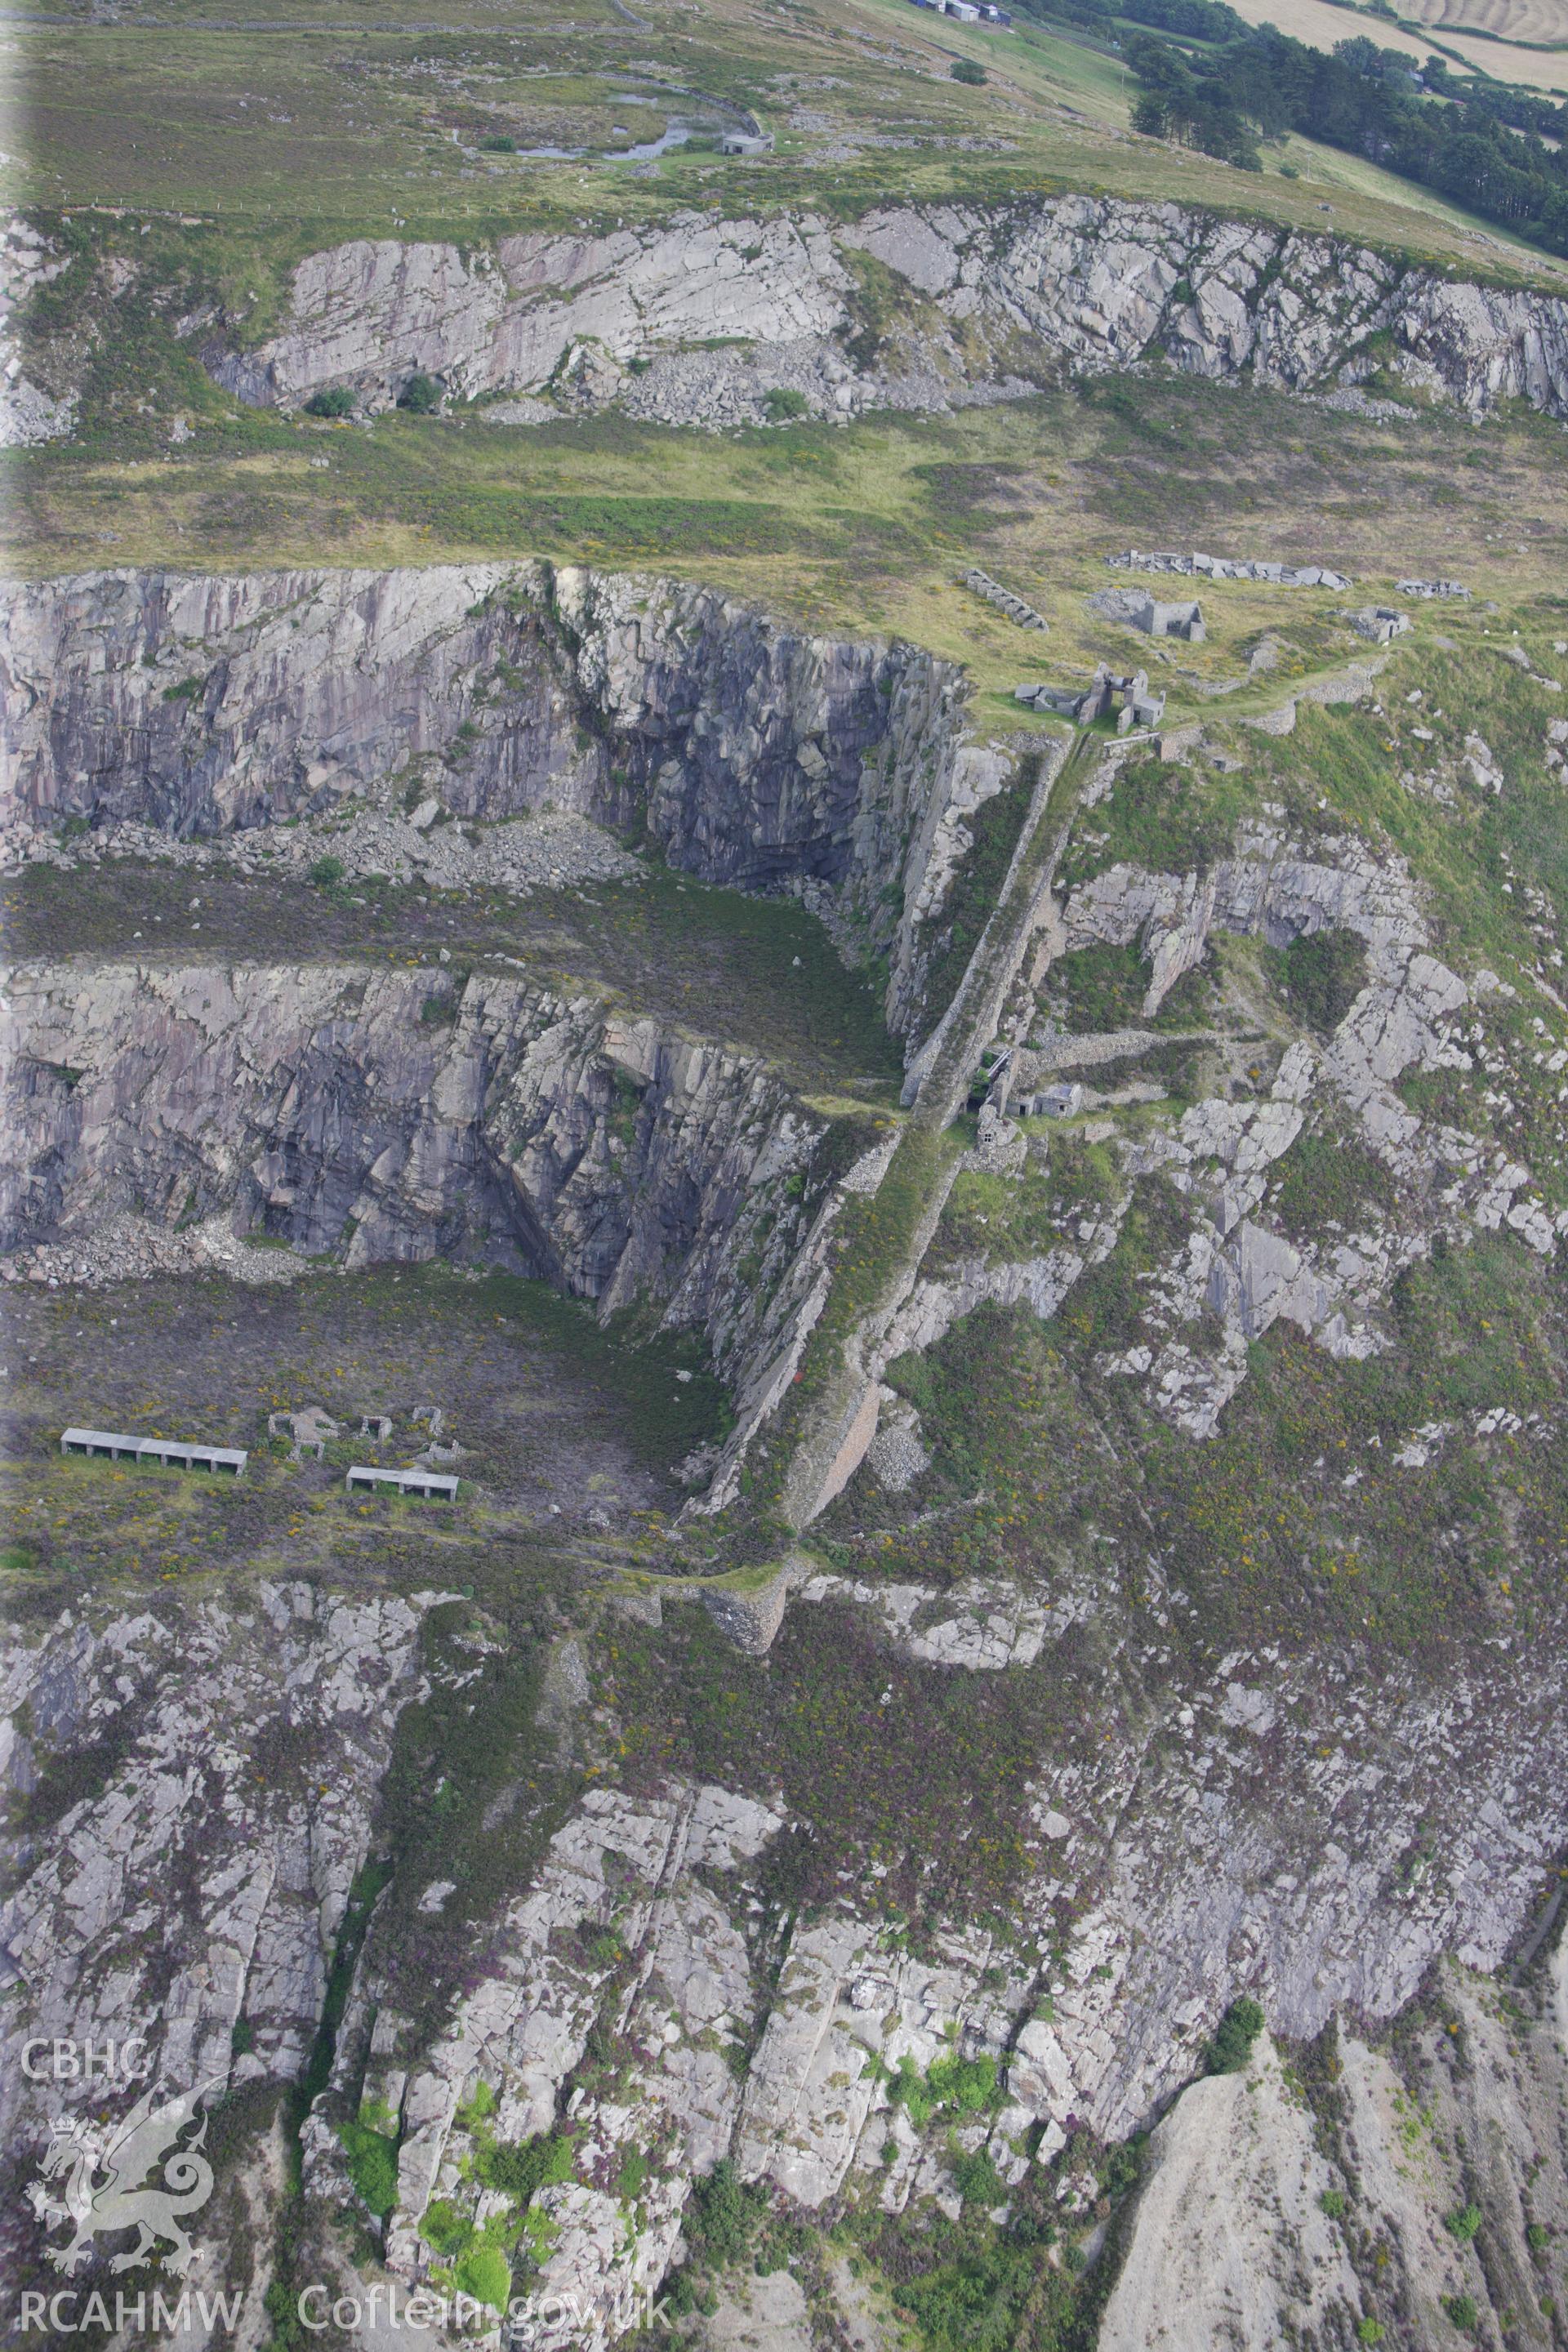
[0,561,916,875]
[0,1582,438,2154]
[191,196,1568,430]
[0,561,997,1038]
[0,960,840,1398]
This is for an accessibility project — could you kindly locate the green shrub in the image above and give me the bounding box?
[617,2147,648,2200]
[685,2159,765,2265]
[1205,1997,1264,2074]
[1269,1124,1392,1232]
[303,387,355,418]
[454,2081,497,2131]
[161,675,204,704]
[1270,926,1368,1033]
[1527,2222,1550,2254]
[951,57,987,82]
[950,2146,1006,2208]
[1445,2203,1482,2243]
[891,2056,938,2127]
[1319,2188,1347,2219]
[927,2053,999,2116]
[479,134,517,152]
[1356,2322,1385,2345]
[419,2197,473,2256]
[763,387,809,422]
[1279,160,1300,176]
[398,372,443,414]
[889,2051,999,2130]
[476,2131,573,2203]
[898,2232,1038,2350]
[306,854,346,888]
[455,2241,512,2312]
[338,2118,399,2217]
[1444,2294,1479,2331]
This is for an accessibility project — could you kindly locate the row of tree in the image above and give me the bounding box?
[1012,0,1568,260]
[1123,23,1568,255]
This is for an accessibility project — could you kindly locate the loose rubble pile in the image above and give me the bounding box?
[2,800,637,893]
[964,567,1049,631]
[1108,550,1350,590]
[1,1209,314,1289]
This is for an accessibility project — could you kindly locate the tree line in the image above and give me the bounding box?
[1014,0,1568,260]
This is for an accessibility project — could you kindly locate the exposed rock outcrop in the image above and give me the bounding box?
[345,1780,789,2349]
[0,560,988,1038]
[1097,2035,1365,2349]
[0,217,77,448]
[1104,1949,1568,2352]
[190,198,1568,431]
[10,1603,1564,2348]
[1022,817,1567,1432]
[1,1581,441,2153]
[0,961,831,1393]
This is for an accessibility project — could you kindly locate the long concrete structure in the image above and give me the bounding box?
[345,1464,458,1501]
[60,1428,248,1475]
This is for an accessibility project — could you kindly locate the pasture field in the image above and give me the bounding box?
[7,0,1568,281]
[1213,0,1568,88]
[1404,0,1568,45]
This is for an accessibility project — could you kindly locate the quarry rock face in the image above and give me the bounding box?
[7,555,1568,2352]
[0,961,832,1401]
[183,195,1568,431]
[207,213,851,416]
[0,560,978,1036]
[0,561,921,882]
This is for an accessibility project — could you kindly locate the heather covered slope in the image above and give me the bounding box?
[6,547,1568,2352]
[7,1,1568,2336]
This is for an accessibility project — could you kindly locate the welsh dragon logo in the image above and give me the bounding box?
[30,2080,219,2275]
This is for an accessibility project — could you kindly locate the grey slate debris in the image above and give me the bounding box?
[964,567,1049,631]
[1108,550,1351,590]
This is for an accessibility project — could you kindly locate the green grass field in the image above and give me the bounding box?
[9,0,1568,287]
[11,369,1568,746]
